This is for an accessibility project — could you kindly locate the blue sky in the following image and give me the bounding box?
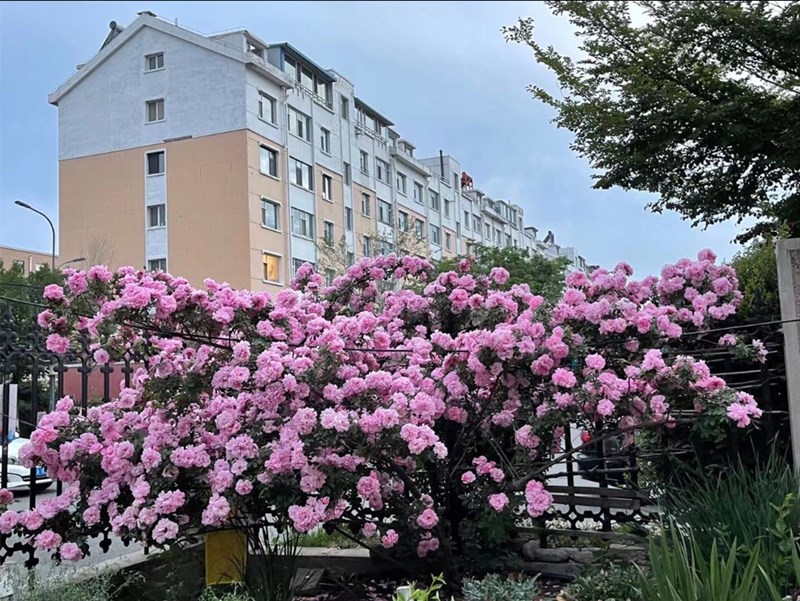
[0,1,745,276]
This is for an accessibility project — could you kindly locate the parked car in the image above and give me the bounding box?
[575,431,632,486]
[3,437,52,492]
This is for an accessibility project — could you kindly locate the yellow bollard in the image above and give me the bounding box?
[205,529,247,586]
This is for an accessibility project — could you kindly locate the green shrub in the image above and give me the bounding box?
[639,526,762,601]
[14,569,133,601]
[461,573,539,601]
[663,455,800,595]
[562,560,642,601]
[200,585,255,601]
[393,574,453,601]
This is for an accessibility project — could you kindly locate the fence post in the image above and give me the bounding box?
[776,239,800,475]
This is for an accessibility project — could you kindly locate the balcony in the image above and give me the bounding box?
[390,145,431,176]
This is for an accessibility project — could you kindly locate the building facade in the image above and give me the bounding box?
[0,246,57,275]
[50,12,589,292]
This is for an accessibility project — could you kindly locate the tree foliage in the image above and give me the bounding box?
[505,1,800,242]
[730,239,780,319]
[436,247,571,303]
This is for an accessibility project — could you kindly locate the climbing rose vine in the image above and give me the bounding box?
[0,250,757,573]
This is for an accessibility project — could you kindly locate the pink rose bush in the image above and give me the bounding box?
[2,251,754,568]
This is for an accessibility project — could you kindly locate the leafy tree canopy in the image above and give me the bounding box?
[436,246,571,302]
[730,239,780,319]
[505,1,800,243]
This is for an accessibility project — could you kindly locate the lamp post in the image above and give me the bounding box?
[56,257,85,270]
[14,201,55,271]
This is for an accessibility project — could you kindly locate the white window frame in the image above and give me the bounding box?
[148,258,167,272]
[376,159,390,184]
[323,220,335,246]
[288,106,311,142]
[430,224,441,246]
[414,219,424,240]
[378,199,393,225]
[396,172,407,196]
[145,53,164,72]
[291,208,315,239]
[258,91,277,125]
[261,198,280,231]
[146,150,165,176]
[260,145,279,178]
[362,235,372,257]
[262,252,282,283]
[361,193,372,217]
[413,182,424,204]
[147,204,166,228]
[345,207,353,231]
[322,174,333,201]
[430,190,441,212]
[398,210,409,231]
[359,150,369,175]
[145,99,165,123]
[445,232,452,250]
[320,127,331,154]
[291,157,314,191]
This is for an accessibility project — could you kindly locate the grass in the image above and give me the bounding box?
[294,528,360,549]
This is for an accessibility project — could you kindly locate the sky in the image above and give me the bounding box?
[0,1,746,277]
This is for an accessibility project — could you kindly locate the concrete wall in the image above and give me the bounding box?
[57,27,247,160]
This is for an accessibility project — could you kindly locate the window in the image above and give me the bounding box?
[288,107,311,142]
[445,232,452,250]
[147,204,166,228]
[376,159,390,184]
[361,193,372,216]
[258,92,277,124]
[398,210,409,231]
[284,56,298,80]
[314,78,332,106]
[444,198,451,218]
[413,182,424,204]
[473,216,481,232]
[291,208,314,239]
[429,190,440,212]
[396,172,407,195]
[414,219,424,239]
[346,251,355,266]
[292,258,310,276]
[495,228,502,243]
[247,41,263,58]
[148,258,167,272]
[320,127,331,154]
[453,172,459,190]
[261,199,280,230]
[430,225,441,246]
[485,223,491,237]
[362,235,372,257]
[323,220,335,246]
[325,269,336,287]
[463,211,470,230]
[263,253,281,282]
[291,158,314,190]
[146,151,165,175]
[260,146,278,177]
[345,207,353,231]
[506,234,512,247]
[146,99,164,123]
[322,174,333,201]
[359,150,369,174]
[145,53,164,72]
[300,67,314,92]
[340,96,349,120]
[378,199,393,225]
[344,163,351,185]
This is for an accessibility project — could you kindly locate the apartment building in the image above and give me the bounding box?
[49,12,589,292]
[0,246,56,275]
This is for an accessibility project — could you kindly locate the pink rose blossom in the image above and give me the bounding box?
[488,493,509,512]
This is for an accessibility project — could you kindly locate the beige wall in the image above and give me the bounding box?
[60,130,264,290]
[246,131,287,293]
[0,246,56,275]
[443,226,457,258]
[60,147,146,271]
[353,183,375,259]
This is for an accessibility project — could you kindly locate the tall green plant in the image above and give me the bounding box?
[226,526,302,601]
[639,527,762,601]
[663,455,800,593]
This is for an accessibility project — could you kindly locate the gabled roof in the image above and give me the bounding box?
[49,13,290,105]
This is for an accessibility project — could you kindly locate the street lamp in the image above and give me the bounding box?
[56,257,85,270]
[14,200,55,271]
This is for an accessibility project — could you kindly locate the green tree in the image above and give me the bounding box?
[730,239,780,320]
[436,246,571,302]
[505,1,800,243]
